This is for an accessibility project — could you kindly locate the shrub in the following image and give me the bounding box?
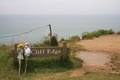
[82,32,93,40]
[82,29,115,40]
[107,29,114,34]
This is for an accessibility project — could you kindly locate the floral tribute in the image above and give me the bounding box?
[17,44,25,49]
[17,44,25,59]
[17,43,31,75]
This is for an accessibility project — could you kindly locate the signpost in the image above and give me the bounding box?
[12,41,70,68]
[10,24,70,76]
[31,47,63,57]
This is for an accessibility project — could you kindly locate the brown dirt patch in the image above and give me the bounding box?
[76,51,110,67]
[77,34,120,53]
[76,34,120,73]
[75,51,115,73]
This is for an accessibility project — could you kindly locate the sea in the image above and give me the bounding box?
[0,15,120,44]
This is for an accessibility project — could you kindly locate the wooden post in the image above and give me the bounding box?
[18,59,21,76]
[48,24,52,38]
[24,56,28,75]
[14,44,18,68]
[62,41,68,60]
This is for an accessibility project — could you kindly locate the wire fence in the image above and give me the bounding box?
[0,25,48,39]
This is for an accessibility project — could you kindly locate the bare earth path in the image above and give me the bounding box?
[77,34,120,53]
[76,34,120,72]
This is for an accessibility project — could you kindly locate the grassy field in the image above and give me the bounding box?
[0,48,19,80]
[0,44,83,80]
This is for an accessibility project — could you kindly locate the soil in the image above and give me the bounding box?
[76,51,113,72]
[76,51,110,66]
[77,34,120,53]
[76,34,120,72]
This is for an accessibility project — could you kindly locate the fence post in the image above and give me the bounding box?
[14,44,18,68]
[62,41,68,60]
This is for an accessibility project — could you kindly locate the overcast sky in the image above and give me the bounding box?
[0,0,120,15]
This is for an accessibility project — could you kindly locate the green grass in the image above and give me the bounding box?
[111,54,120,71]
[59,35,85,53]
[32,36,51,47]
[32,35,59,47]
[23,56,83,80]
[82,29,115,39]
[61,72,120,80]
[0,44,83,80]
[60,35,81,43]
[0,49,19,80]
[24,56,81,73]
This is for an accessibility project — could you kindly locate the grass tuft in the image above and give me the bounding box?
[0,49,19,80]
[82,29,115,40]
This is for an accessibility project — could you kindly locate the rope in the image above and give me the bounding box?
[0,25,47,38]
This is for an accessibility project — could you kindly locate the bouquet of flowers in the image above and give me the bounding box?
[17,44,25,48]
[24,42,31,57]
[17,44,25,59]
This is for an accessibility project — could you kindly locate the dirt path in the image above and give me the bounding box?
[76,51,113,72]
[76,34,120,72]
[77,34,120,53]
[76,51,110,66]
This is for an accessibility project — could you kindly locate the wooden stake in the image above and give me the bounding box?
[14,44,18,68]
[18,59,21,76]
[24,56,28,75]
[48,24,52,38]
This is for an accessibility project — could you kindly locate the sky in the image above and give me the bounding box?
[0,0,120,15]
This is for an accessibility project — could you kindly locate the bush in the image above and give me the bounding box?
[82,32,93,40]
[107,29,114,34]
[82,29,115,40]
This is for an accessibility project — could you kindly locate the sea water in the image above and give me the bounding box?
[0,15,120,44]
